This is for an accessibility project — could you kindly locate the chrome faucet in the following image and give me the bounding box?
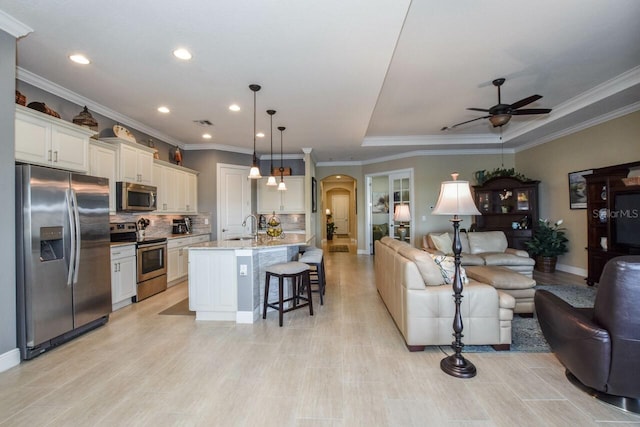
[242,214,259,240]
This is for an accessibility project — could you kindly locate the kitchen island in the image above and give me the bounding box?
[187,234,315,323]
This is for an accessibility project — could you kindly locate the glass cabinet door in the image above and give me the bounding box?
[390,173,411,242]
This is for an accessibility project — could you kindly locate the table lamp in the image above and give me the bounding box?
[393,204,411,241]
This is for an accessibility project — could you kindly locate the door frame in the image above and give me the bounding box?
[365,168,414,254]
[216,163,251,240]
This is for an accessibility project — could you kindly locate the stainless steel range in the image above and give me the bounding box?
[110,222,167,301]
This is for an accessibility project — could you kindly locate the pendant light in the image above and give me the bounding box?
[266,109,277,186]
[248,84,262,179]
[277,126,287,191]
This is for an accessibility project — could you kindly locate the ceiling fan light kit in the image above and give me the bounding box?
[443,77,552,130]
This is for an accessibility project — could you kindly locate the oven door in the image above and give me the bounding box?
[137,242,167,282]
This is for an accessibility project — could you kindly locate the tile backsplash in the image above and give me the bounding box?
[258,213,305,231]
[110,213,212,237]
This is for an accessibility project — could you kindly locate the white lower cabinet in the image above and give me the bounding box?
[168,234,210,284]
[110,245,137,310]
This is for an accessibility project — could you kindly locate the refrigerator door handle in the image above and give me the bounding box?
[70,189,82,285]
[66,189,76,286]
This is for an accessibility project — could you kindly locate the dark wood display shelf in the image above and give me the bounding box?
[473,177,539,251]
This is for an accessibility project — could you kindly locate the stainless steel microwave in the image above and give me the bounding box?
[116,182,157,212]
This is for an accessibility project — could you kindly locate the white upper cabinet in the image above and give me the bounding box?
[89,141,117,214]
[257,176,305,213]
[152,160,199,214]
[15,105,93,173]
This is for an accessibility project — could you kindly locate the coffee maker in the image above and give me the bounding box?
[172,218,191,234]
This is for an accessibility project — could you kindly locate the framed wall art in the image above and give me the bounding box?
[568,169,593,209]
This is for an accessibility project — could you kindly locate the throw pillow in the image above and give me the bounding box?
[430,232,453,254]
[429,254,469,285]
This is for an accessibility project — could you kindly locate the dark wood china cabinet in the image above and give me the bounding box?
[472,177,540,251]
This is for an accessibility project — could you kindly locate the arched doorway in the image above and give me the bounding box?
[321,174,357,244]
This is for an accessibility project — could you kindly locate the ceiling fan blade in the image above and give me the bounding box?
[509,94,542,110]
[511,108,552,115]
[441,115,491,131]
[467,107,490,112]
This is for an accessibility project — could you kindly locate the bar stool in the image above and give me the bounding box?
[299,249,326,305]
[263,261,313,326]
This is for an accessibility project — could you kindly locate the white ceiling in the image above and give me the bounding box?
[2,0,640,163]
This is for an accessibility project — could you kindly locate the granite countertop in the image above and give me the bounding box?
[110,241,136,248]
[189,233,313,250]
[166,232,210,240]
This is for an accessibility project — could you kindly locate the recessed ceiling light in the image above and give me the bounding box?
[256,132,265,138]
[229,104,240,112]
[157,106,170,113]
[202,133,212,139]
[69,54,90,65]
[336,176,341,179]
[173,48,192,60]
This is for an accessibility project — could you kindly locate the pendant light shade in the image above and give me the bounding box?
[266,109,277,186]
[277,126,287,191]
[248,84,262,179]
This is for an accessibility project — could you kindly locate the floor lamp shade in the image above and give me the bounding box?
[432,173,481,379]
[432,177,480,216]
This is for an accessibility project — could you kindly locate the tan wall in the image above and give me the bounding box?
[317,153,513,251]
[515,110,640,272]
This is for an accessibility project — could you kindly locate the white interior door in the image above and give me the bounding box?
[389,172,412,242]
[217,163,251,240]
[332,194,349,236]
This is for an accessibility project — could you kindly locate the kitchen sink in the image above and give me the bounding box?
[225,236,257,241]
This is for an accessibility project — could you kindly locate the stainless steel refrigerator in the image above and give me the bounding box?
[16,164,112,360]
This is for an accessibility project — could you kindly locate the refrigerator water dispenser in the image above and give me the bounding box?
[40,226,63,262]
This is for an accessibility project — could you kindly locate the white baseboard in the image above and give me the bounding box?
[357,249,370,255]
[0,348,20,373]
[236,310,256,324]
[556,263,588,278]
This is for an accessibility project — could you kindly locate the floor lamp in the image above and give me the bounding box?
[432,173,481,378]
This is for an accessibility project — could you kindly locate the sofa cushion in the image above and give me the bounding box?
[460,253,485,266]
[430,232,452,254]
[482,253,536,266]
[430,254,469,284]
[397,245,444,286]
[465,266,536,290]
[428,232,471,254]
[468,231,508,254]
[381,236,405,252]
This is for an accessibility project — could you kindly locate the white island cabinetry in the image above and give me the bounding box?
[188,234,312,323]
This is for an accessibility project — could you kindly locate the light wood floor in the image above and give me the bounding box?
[1,247,639,426]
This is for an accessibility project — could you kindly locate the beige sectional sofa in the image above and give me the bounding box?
[422,231,537,313]
[375,236,515,351]
[423,230,535,277]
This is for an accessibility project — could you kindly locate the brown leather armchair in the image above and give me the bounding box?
[535,256,640,414]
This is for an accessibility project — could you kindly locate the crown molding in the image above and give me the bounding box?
[0,10,32,38]
[16,67,188,148]
[180,142,252,154]
[316,147,513,167]
[504,66,640,142]
[514,101,640,153]
[362,133,499,147]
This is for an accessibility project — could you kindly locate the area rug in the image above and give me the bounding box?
[329,245,349,253]
[158,298,194,316]
[462,284,598,353]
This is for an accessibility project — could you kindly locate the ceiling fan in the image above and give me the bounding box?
[441,78,552,131]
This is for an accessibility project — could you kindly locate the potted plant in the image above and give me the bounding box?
[525,219,569,273]
[326,214,337,240]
